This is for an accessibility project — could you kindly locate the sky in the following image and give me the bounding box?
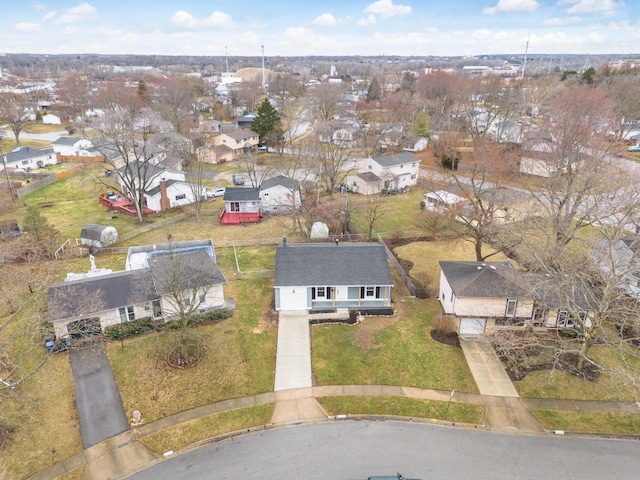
[1,0,639,57]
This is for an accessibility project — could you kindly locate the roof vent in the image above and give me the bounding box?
[477,266,482,270]
[490,265,496,270]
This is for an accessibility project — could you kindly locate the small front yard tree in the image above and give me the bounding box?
[148,246,222,366]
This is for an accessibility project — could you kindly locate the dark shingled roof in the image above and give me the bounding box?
[357,171,382,183]
[148,249,226,294]
[274,242,393,287]
[439,260,594,309]
[260,175,300,191]
[145,179,182,197]
[48,270,157,320]
[372,151,418,167]
[223,187,260,201]
[438,261,528,298]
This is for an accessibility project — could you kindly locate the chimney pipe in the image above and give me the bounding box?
[282,236,287,246]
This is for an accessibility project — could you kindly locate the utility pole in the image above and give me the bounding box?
[521,31,530,80]
[1,150,15,201]
[261,45,266,86]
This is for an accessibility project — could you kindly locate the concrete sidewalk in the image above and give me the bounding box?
[274,312,313,391]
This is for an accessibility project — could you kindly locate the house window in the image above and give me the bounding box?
[411,174,416,179]
[119,306,135,322]
[22,160,29,165]
[557,310,574,328]
[230,202,240,212]
[366,286,375,298]
[506,299,517,316]
[175,194,186,201]
[312,286,332,300]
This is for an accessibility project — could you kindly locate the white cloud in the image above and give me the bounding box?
[357,14,377,26]
[42,11,56,22]
[483,0,540,15]
[560,0,623,15]
[543,16,581,26]
[365,0,411,18]
[170,10,236,30]
[32,2,46,11]
[312,13,349,27]
[56,3,98,24]
[15,22,42,32]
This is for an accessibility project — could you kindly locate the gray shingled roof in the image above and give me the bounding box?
[439,260,594,309]
[260,175,300,191]
[48,270,157,320]
[372,151,418,167]
[357,171,382,183]
[5,147,55,162]
[274,242,393,287]
[223,187,260,201]
[439,261,528,298]
[52,136,83,146]
[148,249,226,294]
[145,179,181,197]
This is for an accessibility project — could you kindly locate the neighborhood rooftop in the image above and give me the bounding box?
[274,241,394,287]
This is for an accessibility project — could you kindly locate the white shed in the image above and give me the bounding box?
[80,224,118,249]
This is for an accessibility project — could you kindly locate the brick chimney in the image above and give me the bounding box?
[159,180,170,211]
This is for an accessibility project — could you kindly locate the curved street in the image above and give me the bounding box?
[128,421,640,480]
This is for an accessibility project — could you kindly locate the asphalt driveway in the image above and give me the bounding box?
[68,341,129,448]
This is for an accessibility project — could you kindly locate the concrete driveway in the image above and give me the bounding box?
[68,341,129,448]
[274,311,313,391]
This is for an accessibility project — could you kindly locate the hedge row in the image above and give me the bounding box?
[104,317,155,340]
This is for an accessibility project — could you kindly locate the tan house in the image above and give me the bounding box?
[197,129,259,164]
[438,261,594,335]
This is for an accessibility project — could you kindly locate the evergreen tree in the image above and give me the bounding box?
[22,204,58,243]
[366,77,382,103]
[253,98,283,147]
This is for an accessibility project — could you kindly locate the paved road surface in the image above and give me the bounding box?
[128,421,640,480]
[68,341,129,448]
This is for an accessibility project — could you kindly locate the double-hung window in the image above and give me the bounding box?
[506,299,517,316]
[119,306,135,322]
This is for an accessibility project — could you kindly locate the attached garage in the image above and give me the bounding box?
[459,317,487,335]
[278,287,308,311]
[67,317,102,342]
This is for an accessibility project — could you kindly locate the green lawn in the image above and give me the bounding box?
[139,404,275,455]
[108,277,277,423]
[312,297,479,393]
[350,189,427,236]
[320,396,484,425]
[515,346,640,402]
[530,410,640,436]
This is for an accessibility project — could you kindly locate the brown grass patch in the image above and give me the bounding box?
[350,315,400,351]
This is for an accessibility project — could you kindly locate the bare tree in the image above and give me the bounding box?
[364,195,389,240]
[93,107,175,223]
[0,93,31,146]
[235,79,264,113]
[147,248,224,364]
[311,139,352,200]
[239,154,273,189]
[518,84,617,264]
[154,77,199,132]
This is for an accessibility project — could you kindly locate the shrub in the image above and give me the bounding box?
[105,317,155,340]
[432,313,458,335]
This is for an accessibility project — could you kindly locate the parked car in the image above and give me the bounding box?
[628,145,640,152]
[232,174,245,185]
[206,188,226,198]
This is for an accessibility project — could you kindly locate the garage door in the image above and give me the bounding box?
[67,317,102,342]
[459,317,486,335]
[279,287,308,311]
